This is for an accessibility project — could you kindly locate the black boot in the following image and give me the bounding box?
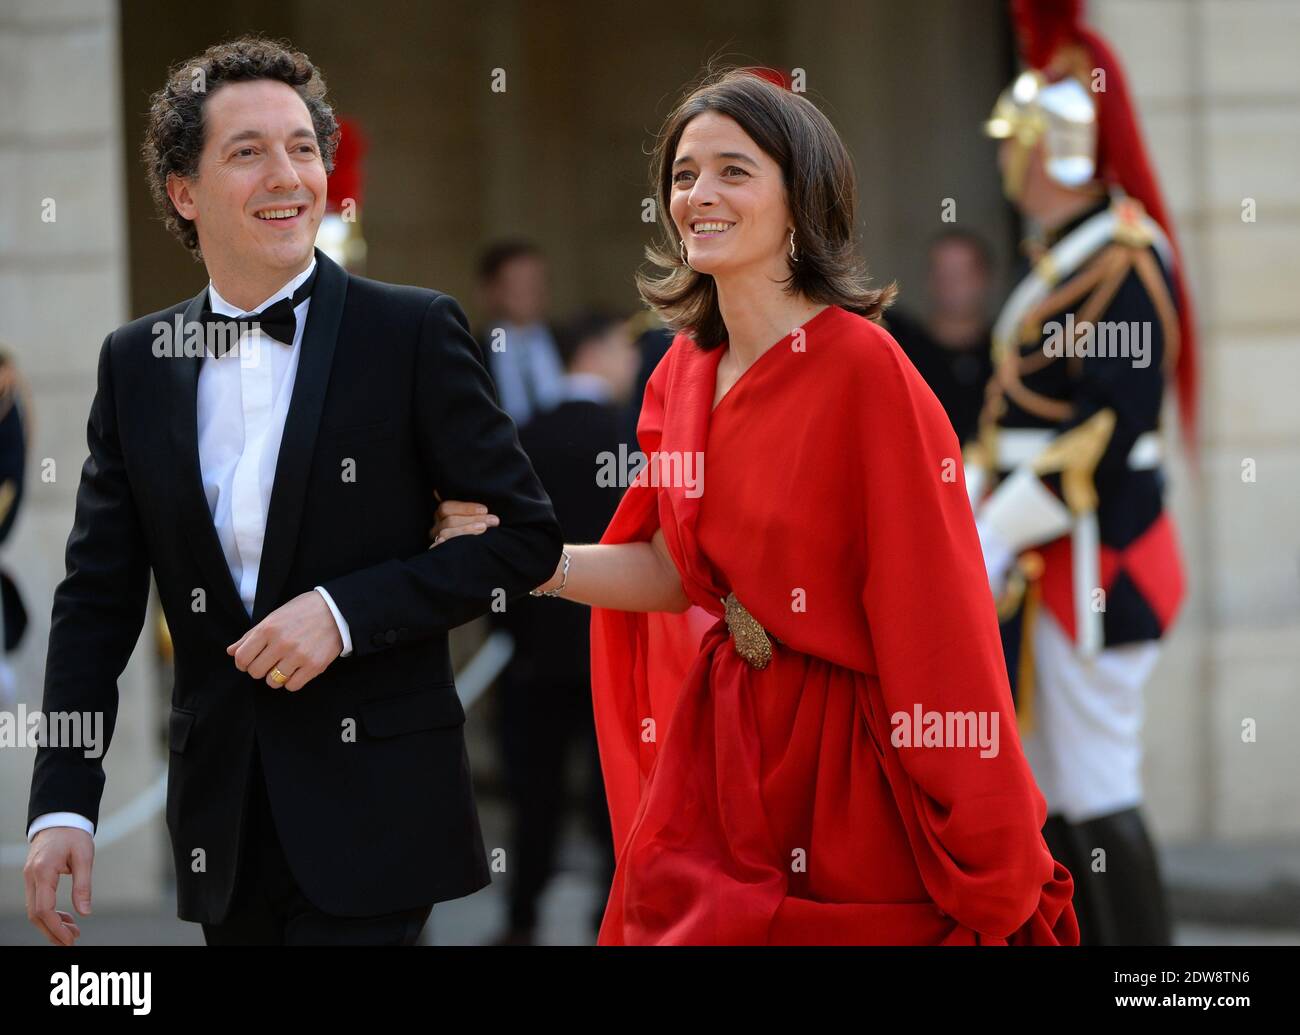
[1043,813,1114,945]
[1074,806,1172,945]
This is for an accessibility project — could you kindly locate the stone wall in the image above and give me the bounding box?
[0,0,161,909]
[1093,0,1300,841]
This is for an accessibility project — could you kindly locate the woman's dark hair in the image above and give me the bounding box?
[141,35,339,258]
[636,68,896,350]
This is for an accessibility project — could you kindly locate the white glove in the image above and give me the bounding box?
[976,517,1015,599]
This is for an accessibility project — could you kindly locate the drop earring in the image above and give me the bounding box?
[788,230,799,263]
[680,239,693,270]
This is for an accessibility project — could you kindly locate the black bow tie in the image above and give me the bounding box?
[201,268,317,352]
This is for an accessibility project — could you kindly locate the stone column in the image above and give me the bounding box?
[0,0,162,910]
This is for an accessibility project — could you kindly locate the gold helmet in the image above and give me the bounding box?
[988,0,1198,445]
[985,68,1097,200]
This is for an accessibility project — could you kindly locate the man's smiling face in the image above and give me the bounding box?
[167,78,328,287]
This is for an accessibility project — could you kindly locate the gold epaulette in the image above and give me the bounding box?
[1111,196,1155,249]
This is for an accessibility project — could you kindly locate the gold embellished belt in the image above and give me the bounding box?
[722,592,774,669]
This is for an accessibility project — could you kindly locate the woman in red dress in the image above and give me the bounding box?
[435,70,1078,946]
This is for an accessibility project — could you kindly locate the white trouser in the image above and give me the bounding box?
[1019,609,1162,823]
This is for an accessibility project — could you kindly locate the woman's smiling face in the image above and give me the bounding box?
[669,112,792,280]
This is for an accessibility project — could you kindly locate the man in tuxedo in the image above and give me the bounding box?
[22,36,561,946]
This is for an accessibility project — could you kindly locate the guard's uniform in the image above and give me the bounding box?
[971,0,1199,946]
[970,193,1186,821]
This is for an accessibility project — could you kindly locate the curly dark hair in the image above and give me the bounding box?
[141,35,339,258]
[637,68,896,350]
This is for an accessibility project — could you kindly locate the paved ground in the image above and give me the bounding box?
[0,797,605,946]
[1163,836,1300,931]
[4,793,1298,946]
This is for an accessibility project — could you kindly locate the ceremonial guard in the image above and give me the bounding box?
[969,0,1197,945]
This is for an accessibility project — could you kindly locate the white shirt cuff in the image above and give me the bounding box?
[314,586,353,657]
[29,812,95,842]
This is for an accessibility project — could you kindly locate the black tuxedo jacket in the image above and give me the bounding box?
[27,249,562,923]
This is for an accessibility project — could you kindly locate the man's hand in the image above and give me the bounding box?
[430,497,498,546]
[24,827,93,946]
[227,590,343,691]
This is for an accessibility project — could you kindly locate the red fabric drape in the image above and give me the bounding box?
[589,307,1078,945]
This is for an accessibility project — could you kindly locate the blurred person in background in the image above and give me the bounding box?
[0,349,30,709]
[969,0,1198,945]
[476,239,566,427]
[481,310,638,944]
[619,313,676,449]
[885,230,995,445]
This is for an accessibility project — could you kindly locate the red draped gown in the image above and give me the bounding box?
[589,304,1079,945]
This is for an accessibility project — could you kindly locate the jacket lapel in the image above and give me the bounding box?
[251,248,347,623]
[168,286,249,625]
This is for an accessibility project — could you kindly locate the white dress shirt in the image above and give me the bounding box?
[28,259,353,843]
